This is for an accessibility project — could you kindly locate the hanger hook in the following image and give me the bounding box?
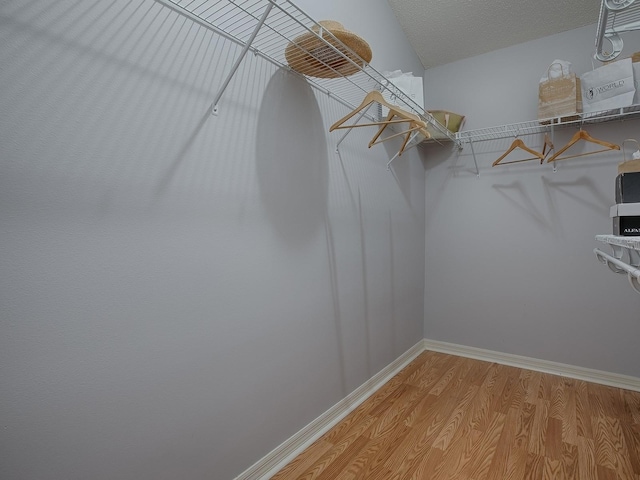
[622,138,640,162]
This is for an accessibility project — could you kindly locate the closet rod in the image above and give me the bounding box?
[594,248,640,294]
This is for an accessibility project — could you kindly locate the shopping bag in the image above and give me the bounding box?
[580,57,635,113]
[379,70,424,118]
[538,63,582,122]
[632,52,640,105]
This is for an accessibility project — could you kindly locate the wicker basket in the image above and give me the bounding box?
[426,110,465,139]
[284,21,372,79]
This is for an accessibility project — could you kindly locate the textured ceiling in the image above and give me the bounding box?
[386,0,602,68]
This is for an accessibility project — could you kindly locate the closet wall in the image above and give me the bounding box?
[423,24,640,378]
[0,1,427,479]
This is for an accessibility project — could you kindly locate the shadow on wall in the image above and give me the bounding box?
[541,175,611,216]
[256,69,329,247]
[492,180,554,232]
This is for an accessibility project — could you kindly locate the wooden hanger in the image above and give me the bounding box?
[368,110,430,155]
[330,91,418,130]
[541,133,554,159]
[547,129,619,163]
[492,137,546,167]
[329,90,431,155]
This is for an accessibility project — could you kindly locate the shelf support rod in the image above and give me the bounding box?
[387,131,420,169]
[550,124,557,173]
[210,1,275,115]
[468,138,480,177]
[335,105,373,152]
[386,147,402,170]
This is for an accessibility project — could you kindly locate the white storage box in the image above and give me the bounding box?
[610,203,640,217]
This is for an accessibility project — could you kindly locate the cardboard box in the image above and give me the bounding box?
[615,172,640,203]
[610,203,640,217]
[613,216,640,235]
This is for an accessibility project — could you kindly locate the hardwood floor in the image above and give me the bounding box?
[271,351,640,479]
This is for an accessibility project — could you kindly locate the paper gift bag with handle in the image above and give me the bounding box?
[538,62,582,122]
[379,70,424,118]
[580,57,635,114]
[629,51,640,105]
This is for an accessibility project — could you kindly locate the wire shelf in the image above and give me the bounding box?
[597,234,640,250]
[153,0,460,146]
[457,104,640,143]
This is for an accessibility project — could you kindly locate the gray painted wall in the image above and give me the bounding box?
[423,25,640,378]
[0,1,426,479]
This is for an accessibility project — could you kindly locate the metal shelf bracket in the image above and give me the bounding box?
[210,1,275,115]
[595,0,640,62]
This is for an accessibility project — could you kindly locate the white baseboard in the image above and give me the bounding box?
[236,338,640,480]
[234,340,426,480]
[422,338,640,392]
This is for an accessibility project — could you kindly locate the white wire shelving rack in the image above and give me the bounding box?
[455,105,640,176]
[456,0,640,173]
[595,0,640,61]
[151,0,640,172]
[457,105,640,144]
[152,0,461,151]
[595,235,640,294]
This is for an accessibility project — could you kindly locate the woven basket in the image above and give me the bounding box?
[426,110,465,139]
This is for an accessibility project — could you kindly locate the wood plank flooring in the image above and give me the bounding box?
[271,351,640,479]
